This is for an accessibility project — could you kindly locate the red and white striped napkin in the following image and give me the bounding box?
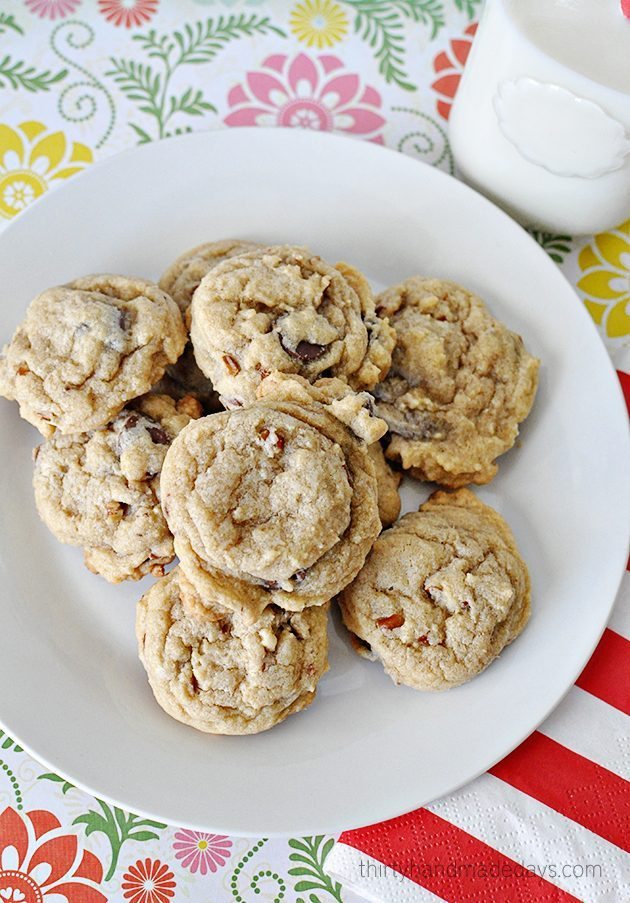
[327,373,630,903]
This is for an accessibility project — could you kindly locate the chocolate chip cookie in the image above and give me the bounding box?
[255,371,399,525]
[137,567,329,734]
[374,277,539,487]
[368,443,401,527]
[0,275,187,437]
[33,393,201,582]
[159,238,262,314]
[189,245,395,406]
[160,398,382,616]
[338,489,531,690]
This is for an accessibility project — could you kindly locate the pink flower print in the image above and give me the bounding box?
[24,0,82,19]
[98,0,158,28]
[172,830,232,875]
[225,53,385,143]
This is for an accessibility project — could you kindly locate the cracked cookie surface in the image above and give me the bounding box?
[0,274,187,437]
[136,567,329,734]
[338,488,531,690]
[159,238,262,314]
[189,245,395,406]
[255,371,399,526]
[33,393,201,582]
[161,399,381,616]
[374,277,539,487]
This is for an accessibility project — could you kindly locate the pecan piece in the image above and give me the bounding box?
[222,354,240,376]
[376,612,405,630]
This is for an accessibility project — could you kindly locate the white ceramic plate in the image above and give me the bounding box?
[0,129,628,837]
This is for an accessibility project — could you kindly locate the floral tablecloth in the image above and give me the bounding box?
[0,1,628,902]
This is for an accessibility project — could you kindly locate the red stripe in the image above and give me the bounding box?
[340,808,578,901]
[490,732,630,851]
[575,628,630,714]
[617,370,630,416]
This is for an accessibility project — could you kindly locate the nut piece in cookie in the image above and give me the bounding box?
[136,567,329,734]
[33,393,201,583]
[160,398,381,617]
[338,488,531,690]
[159,238,262,315]
[0,274,187,437]
[189,245,395,406]
[374,277,539,487]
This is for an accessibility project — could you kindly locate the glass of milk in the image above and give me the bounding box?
[449,0,630,235]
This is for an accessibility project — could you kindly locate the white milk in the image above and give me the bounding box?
[450,0,630,234]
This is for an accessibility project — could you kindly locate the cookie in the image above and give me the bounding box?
[189,245,395,406]
[338,488,531,690]
[255,371,399,526]
[373,277,539,487]
[369,443,401,527]
[136,567,329,734]
[0,275,187,437]
[159,238,261,314]
[33,393,201,582]
[160,398,382,616]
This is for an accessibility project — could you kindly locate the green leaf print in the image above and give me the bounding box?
[38,772,75,794]
[290,836,343,902]
[107,15,285,142]
[453,0,483,20]
[0,13,23,36]
[342,1,445,90]
[528,229,574,264]
[0,15,67,94]
[0,730,22,753]
[0,56,67,93]
[73,799,167,881]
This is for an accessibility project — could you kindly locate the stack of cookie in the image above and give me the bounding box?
[0,240,539,735]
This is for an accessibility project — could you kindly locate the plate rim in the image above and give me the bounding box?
[0,127,628,836]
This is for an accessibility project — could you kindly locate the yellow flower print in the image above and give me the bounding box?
[578,220,630,339]
[290,0,348,49]
[0,121,93,220]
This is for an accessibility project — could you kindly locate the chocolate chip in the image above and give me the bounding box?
[147,426,169,445]
[124,414,139,430]
[280,336,328,362]
[118,309,131,331]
